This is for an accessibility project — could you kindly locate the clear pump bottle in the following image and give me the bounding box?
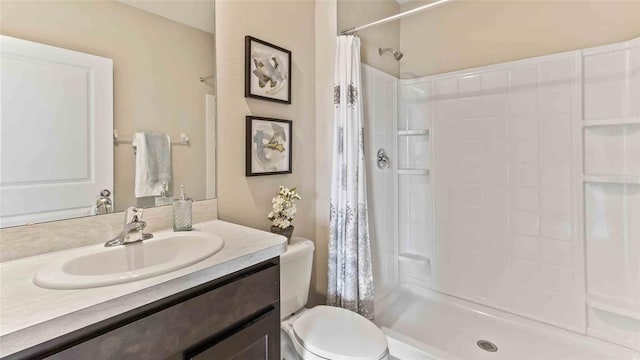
[155,183,173,207]
[173,185,192,231]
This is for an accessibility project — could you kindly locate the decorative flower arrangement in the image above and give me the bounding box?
[268,186,301,230]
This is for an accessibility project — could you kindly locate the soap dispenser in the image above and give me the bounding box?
[155,183,173,207]
[173,185,192,231]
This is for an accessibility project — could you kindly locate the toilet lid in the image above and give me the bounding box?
[292,306,388,360]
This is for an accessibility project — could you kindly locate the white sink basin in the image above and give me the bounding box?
[34,232,224,289]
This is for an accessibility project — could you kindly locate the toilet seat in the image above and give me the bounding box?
[289,306,389,360]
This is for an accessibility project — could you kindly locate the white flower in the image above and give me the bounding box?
[268,186,301,228]
[284,207,296,217]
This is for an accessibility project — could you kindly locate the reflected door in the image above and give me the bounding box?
[0,36,113,227]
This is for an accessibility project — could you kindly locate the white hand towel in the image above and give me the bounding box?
[132,132,171,198]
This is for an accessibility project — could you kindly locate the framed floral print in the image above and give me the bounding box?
[246,116,292,176]
[245,36,292,104]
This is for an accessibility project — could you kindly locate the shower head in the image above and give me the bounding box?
[379,47,403,61]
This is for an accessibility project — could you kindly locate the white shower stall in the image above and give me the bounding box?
[363,37,640,358]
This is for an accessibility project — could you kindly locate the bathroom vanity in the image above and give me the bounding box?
[34,259,279,360]
[0,220,287,360]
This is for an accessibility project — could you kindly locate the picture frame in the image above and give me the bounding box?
[246,116,293,176]
[245,36,292,104]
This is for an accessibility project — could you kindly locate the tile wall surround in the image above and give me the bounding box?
[396,77,433,288]
[582,37,640,351]
[0,199,218,263]
[431,51,585,331]
[362,64,399,302]
[370,36,639,351]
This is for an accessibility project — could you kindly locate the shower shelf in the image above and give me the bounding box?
[587,296,640,320]
[398,253,430,266]
[583,175,640,184]
[398,169,429,176]
[582,117,640,128]
[397,129,429,136]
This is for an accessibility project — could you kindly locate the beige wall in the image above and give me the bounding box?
[338,0,400,77]
[314,0,337,306]
[0,1,215,210]
[400,0,640,78]
[215,0,317,276]
[214,0,332,306]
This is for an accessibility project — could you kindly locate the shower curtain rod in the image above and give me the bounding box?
[341,0,454,35]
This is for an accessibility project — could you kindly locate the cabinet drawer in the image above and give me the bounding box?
[39,260,280,360]
[186,308,280,360]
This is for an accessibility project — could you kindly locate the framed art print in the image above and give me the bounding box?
[246,116,292,176]
[245,36,292,104]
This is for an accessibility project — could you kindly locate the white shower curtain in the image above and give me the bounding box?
[327,35,374,320]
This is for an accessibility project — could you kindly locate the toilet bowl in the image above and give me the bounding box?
[280,238,389,360]
[282,306,389,360]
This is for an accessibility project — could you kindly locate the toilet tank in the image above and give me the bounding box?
[280,237,315,319]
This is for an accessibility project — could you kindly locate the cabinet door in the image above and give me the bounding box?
[187,309,280,360]
[39,261,279,360]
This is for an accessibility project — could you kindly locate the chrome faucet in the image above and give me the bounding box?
[104,207,153,247]
[95,189,113,215]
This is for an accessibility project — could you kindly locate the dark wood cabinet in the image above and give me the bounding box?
[186,308,279,360]
[6,258,280,360]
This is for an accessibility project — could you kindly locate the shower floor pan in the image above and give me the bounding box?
[375,285,639,360]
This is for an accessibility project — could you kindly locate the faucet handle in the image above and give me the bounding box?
[124,207,143,223]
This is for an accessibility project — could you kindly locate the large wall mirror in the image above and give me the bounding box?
[0,0,216,228]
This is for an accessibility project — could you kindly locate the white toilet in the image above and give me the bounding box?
[280,237,389,360]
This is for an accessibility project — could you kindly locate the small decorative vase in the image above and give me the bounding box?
[271,225,294,243]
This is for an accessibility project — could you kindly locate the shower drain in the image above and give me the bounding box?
[477,340,498,352]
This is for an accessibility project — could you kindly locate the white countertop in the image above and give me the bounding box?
[0,220,287,358]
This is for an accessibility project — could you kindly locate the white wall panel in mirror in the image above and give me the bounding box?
[0,36,113,227]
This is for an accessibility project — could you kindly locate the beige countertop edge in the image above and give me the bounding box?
[0,220,287,358]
